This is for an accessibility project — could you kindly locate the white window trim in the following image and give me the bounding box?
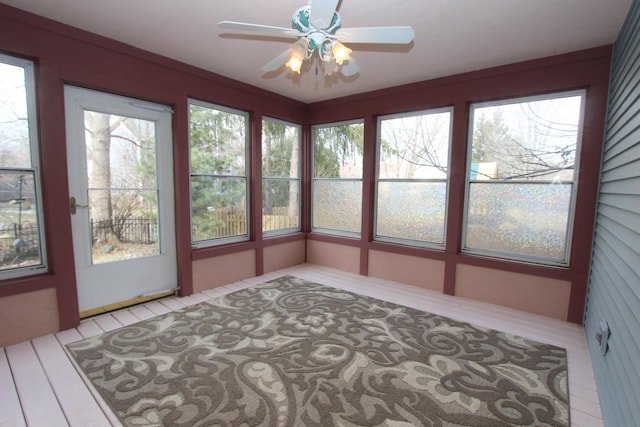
[188,99,250,248]
[461,90,586,266]
[0,54,48,280]
[311,120,364,238]
[374,107,453,249]
[262,117,301,238]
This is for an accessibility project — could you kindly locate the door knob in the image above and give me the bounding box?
[70,196,89,215]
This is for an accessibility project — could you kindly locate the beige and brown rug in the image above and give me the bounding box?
[67,275,570,426]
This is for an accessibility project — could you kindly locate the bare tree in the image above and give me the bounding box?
[85,112,119,244]
[472,101,578,181]
[84,112,155,246]
[379,113,450,178]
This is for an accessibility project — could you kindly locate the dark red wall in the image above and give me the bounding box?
[0,3,610,327]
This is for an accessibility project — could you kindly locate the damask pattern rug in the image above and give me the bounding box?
[67,276,570,426]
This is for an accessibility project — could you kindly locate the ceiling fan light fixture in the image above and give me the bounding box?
[332,41,352,65]
[286,56,304,74]
[286,38,309,73]
[323,56,338,76]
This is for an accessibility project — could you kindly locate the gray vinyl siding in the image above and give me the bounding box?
[585,1,640,426]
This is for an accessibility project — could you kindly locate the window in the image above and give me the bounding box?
[262,118,301,236]
[0,54,47,279]
[463,91,584,265]
[312,121,364,236]
[189,100,249,246]
[375,108,452,247]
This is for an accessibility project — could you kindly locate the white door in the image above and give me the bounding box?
[64,86,177,313]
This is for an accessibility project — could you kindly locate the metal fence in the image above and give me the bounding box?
[0,221,40,261]
[92,217,158,244]
[3,211,297,252]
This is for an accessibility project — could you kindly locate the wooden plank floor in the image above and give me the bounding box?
[0,264,603,426]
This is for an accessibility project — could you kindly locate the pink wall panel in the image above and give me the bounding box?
[455,264,571,320]
[368,250,445,292]
[0,289,59,347]
[307,240,360,274]
[263,241,306,274]
[192,250,256,293]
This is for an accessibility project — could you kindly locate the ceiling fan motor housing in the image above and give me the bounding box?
[292,5,341,61]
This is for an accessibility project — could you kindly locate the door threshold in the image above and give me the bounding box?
[79,289,177,319]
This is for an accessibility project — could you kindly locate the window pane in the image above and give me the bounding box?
[313,123,363,179]
[379,112,450,179]
[189,104,246,176]
[191,176,247,241]
[465,93,583,264]
[313,180,362,233]
[262,119,300,236]
[0,170,43,271]
[0,62,31,168]
[262,179,299,232]
[82,112,160,263]
[465,183,572,260]
[88,189,159,264]
[375,109,451,247]
[262,120,300,178]
[470,95,581,181]
[189,101,249,246]
[312,122,363,236]
[85,113,157,189]
[0,55,46,279]
[376,181,446,244]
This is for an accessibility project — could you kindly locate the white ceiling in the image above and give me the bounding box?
[1,0,633,103]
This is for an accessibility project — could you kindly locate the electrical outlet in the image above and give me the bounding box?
[595,318,610,356]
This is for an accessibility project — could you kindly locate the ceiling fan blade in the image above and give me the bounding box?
[340,60,360,77]
[261,49,292,73]
[309,0,340,29]
[335,27,415,44]
[218,21,301,38]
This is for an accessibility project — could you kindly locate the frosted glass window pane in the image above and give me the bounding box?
[263,179,299,232]
[312,180,362,233]
[376,182,446,244]
[465,183,572,260]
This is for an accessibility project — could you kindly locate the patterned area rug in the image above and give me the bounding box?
[67,276,570,426]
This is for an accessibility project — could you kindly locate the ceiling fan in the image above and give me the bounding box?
[218,0,415,77]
